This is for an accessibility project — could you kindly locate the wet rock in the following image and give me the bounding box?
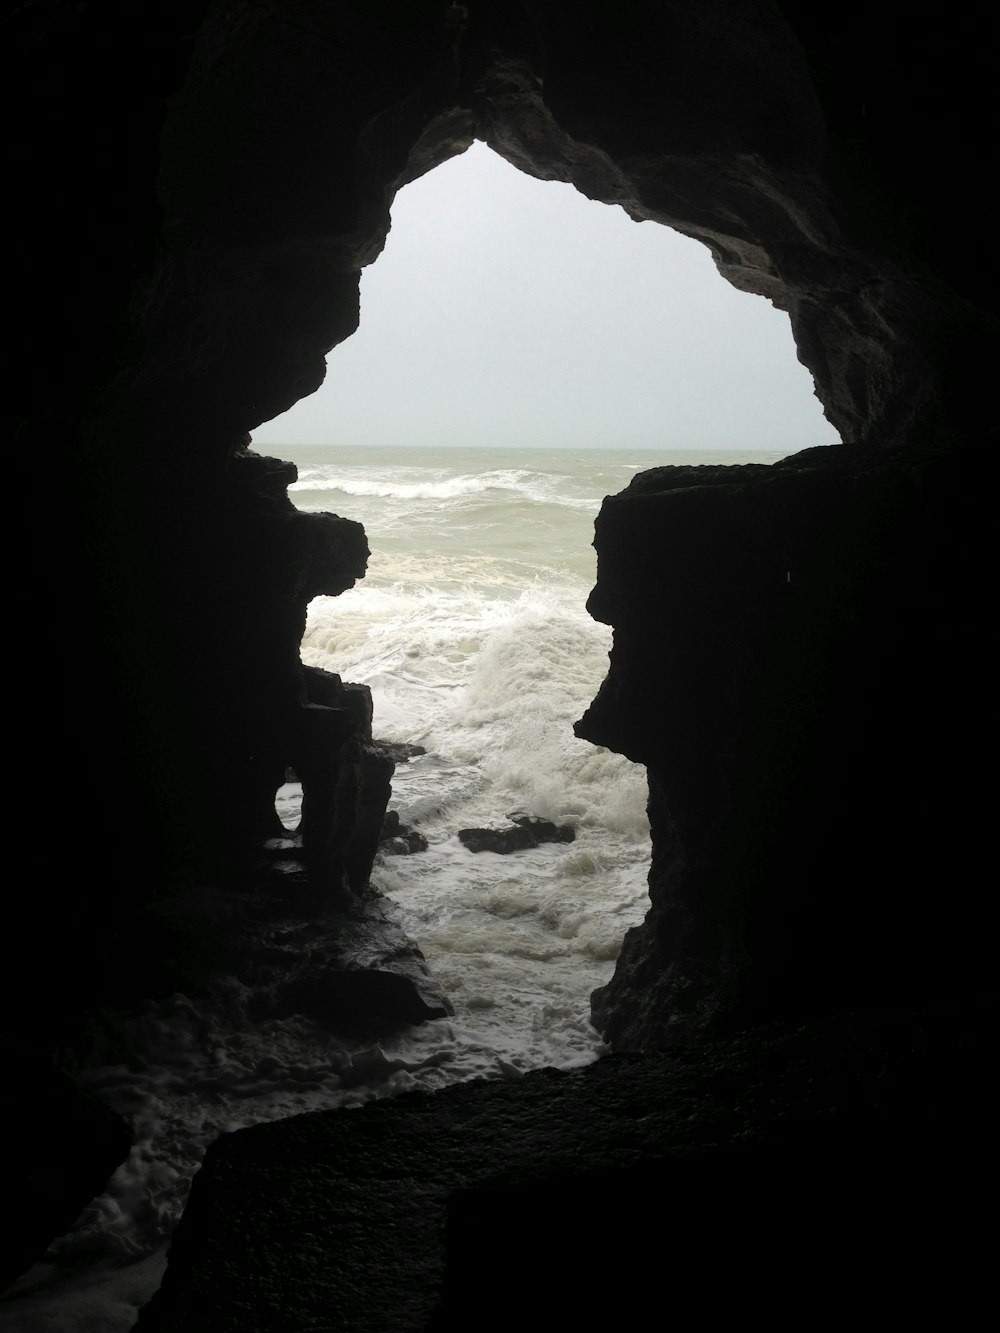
[380,834,429,856]
[133,1010,986,1332]
[277,968,449,1033]
[459,825,536,854]
[376,740,427,764]
[379,810,429,855]
[294,670,396,897]
[229,445,299,502]
[144,876,452,1034]
[510,814,576,843]
[580,442,989,1047]
[458,816,575,854]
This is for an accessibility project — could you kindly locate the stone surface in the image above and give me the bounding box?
[579,441,989,1046]
[276,968,447,1032]
[379,811,430,856]
[376,741,428,764]
[294,668,399,897]
[458,816,576,854]
[130,873,452,1034]
[133,1009,986,1331]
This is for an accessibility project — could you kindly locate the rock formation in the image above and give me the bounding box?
[458,814,575,853]
[133,1009,989,1330]
[579,441,989,1044]
[6,0,997,1311]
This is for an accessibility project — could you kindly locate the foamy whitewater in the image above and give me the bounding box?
[287,444,663,1066]
[2,443,794,1330]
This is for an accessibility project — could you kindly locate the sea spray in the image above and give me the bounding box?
[290,446,661,1064]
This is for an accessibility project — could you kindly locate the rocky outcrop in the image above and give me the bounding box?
[132,1009,985,1331]
[203,451,373,861]
[579,442,989,1046]
[121,809,451,1029]
[458,815,575,854]
[295,667,397,897]
[275,967,446,1032]
[379,810,430,856]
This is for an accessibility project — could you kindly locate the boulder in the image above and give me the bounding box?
[379,810,429,854]
[458,816,575,854]
[133,1011,986,1331]
[375,741,428,764]
[276,969,449,1032]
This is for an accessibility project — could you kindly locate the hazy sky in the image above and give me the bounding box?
[253,141,837,452]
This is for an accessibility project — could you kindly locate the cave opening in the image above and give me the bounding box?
[6,0,991,1322]
[251,140,837,1069]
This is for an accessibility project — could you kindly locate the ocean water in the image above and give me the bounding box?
[284,443,801,1048]
[286,443,670,1067]
[1,442,798,1330]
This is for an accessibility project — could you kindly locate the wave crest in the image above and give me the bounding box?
[291,468,533,500]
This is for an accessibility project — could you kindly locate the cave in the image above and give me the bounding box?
[6,1,995,1327]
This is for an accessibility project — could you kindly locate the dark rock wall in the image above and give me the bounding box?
[465,0,996,446]
[9,0,997,1051]
[133,1010,988,1331]
[580,442,989,1045]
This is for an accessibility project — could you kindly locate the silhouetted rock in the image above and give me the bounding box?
[381,834,429,856]
[458,816,575,854]
[294,670,396,897]
[579,441,988,1048]
[511,814,576,843]
[133,1011,986,1331]
[376,741,427,764]
[277,968,449,1032]
[140,874,451,1034]
[379,810,429,856]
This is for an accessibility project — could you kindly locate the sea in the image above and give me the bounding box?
[1,442,799,1330]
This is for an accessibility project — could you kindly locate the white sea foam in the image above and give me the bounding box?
[291,466,533,500]
[295,450,656,1066]
[296,496,652,1085]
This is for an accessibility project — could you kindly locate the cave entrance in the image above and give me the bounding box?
[255,141,832,453]
[252,140,835,1068]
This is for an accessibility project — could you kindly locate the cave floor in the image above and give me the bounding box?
[133,1007,986,1331]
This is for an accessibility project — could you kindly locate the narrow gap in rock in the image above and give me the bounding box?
[275,773,302,831]
[251,140,837,1072]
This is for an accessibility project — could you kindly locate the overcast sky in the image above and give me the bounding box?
[253,141,837,452]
